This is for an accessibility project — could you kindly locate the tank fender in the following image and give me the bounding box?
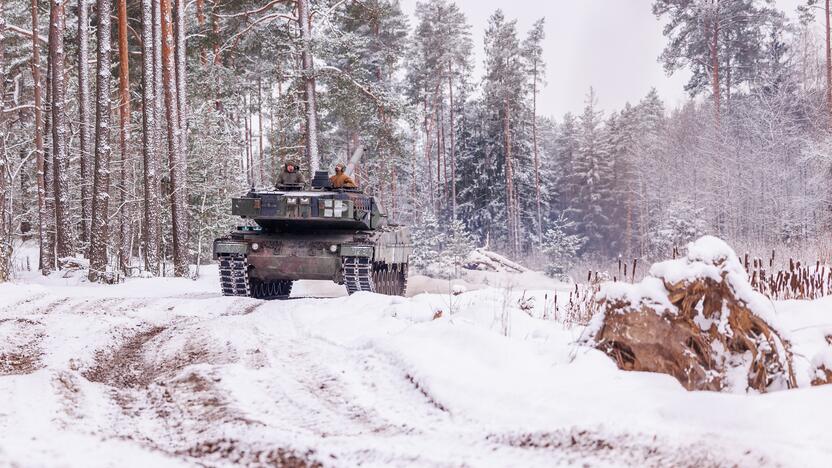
[213,240,248,259]
[340,245,374,257]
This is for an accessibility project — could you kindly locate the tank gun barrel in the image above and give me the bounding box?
[345,146,364,177]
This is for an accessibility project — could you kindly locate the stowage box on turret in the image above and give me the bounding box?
[212,171,413,299]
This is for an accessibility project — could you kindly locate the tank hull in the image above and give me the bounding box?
[213,226,412,295]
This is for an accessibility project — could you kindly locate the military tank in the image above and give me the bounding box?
[212,156,412,300]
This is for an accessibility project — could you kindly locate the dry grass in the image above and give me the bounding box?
[577,244,832,304]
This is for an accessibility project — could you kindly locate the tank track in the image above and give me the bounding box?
[218,253,292,300]
[342,257,408,296]
[343,256,375,294]
[218,253,251,297]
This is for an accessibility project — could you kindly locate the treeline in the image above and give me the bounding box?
[0,0,831,282]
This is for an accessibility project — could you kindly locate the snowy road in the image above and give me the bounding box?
[1,268,831,467]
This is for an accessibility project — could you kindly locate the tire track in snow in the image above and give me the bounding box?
[0,318,45,375]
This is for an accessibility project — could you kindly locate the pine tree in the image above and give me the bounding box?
[77,0,92,248]
[482,10,527,255]
[573,88,614,256]
[141,0,161,275]
[161,0,188,276]
[49,0,72,261]
[89,0,113,281]
[116,0,131,272]
[653,0,784,121]
[522,18,546,244]
[0,0,9,282]
[298,0,319,174]
[541,214,585,278]
[31,0,48,273]
[406,0,473,218]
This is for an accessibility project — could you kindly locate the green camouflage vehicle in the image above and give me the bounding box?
[213,170,412,299]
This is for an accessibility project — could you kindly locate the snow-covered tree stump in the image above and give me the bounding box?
[585,236,796,393]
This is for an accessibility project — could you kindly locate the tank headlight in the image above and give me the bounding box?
[251,243,260,251]
[329,245,338,253]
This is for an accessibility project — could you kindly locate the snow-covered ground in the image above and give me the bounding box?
[1,262,831,467]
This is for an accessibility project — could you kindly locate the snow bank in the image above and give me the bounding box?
[1,259,831,466]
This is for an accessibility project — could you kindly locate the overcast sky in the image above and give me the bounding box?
[399,0,807,118]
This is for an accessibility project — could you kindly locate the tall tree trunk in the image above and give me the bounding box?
[77,0,92,248]
[117,0,131,272]
[42,24,56,273]
[161,0,189,277]
[435,103,442,200]
[531,62,542,245]
[244,93,251,185]
[423,96,435,215]
[141,0,161,275]
[174,0,189,240]
[49,0,72,261]
[89,0,113,282]
[196,0,206,64]
[447,67,457,220]
[503,99,516,256]
[0,0,9,282]
[277,70,285,167]
[827,0,831,127]
[31,0,49,272]
[174,0,187,170]
[152,0,164,213]
[297,0,319,175]
[710,17,720,124]
[258,79,265,185]
[211,0,220,64]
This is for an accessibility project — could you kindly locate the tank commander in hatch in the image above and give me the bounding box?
[329,163,357,189]
[276,160,305,187]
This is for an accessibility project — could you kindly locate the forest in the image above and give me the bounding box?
[1,0,831,281]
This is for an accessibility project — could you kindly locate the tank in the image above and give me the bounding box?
[212,163,412,300]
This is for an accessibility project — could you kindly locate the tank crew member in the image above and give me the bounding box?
[276,160,305,186]
[329,163,357,189]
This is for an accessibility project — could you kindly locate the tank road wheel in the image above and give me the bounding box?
[250,279,293,300]
[343,256,375,295]
[368,262,408,297]
[218,253,251,297]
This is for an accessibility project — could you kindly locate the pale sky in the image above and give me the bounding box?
[399,0,807,117]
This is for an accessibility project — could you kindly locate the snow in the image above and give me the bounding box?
[595,276,676,315]
[1,262,831,466]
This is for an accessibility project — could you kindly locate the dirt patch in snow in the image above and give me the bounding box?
[83,326,168,388]
[0,318,44,375]
[488,429,777,467]
[180,438,323,467]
